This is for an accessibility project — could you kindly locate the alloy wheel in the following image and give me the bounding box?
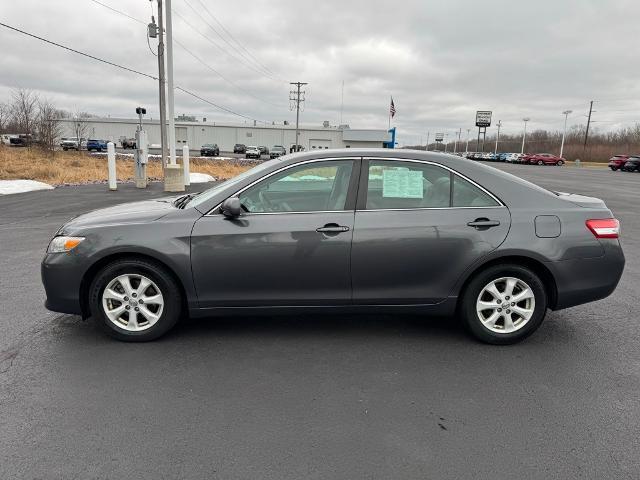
[476,277,535,334]
[102,274,164,332]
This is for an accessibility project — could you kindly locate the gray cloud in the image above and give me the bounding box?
[1,0,639,145]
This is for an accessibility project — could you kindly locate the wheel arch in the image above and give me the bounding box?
[456,255,558,311]
[79,252,189,319]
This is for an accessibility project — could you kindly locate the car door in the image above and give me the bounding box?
[190,158,360,308]
[350,158,511,305]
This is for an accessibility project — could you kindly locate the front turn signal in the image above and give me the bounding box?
[47,236,85,253]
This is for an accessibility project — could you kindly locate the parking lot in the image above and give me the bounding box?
[1,162,638,478]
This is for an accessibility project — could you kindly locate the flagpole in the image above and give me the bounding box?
[388,95,391,129]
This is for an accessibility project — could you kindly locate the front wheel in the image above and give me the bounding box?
[537,160,544,165]
[557,160,564,166]
[460,264,547,345]
[89,259,183,341]
[610,167,617,171]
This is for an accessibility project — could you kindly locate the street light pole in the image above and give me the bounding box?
[494,120,502,154]
[165,0,176,165]
[521,117,530,154]
[156,0,167,169]
[560,110,572,158]
[465,128,470,153]
[426,131,430,151]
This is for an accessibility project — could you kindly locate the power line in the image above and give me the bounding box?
[0,21,158,80]
[88,0,146,24]
[0,20,264,122]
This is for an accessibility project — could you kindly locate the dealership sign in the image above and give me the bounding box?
[475,111,492,127]
[435,132,444,142]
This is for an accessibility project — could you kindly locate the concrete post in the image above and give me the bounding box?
[183,145,190,186]
[107,142,117,191]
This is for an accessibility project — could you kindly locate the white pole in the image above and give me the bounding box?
[183,144,190,186]
[465,129,470,153]
[521,118,530,154]
[107,142,117,191]
[560,110,572,158]
[165,0,176,165]
[494,120,502,154]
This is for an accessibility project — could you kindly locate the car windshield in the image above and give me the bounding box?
[203,144,214,147]
[189,159,281,208]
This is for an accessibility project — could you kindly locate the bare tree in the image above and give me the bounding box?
[71,109,91,150]
[37,98,62,156]
[11,88,39,141]
[0,102,10,134]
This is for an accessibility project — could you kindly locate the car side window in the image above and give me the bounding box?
[365,161,451,209]
[238,160,354,213]
[452,174,499,207]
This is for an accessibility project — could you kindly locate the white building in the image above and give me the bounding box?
[59,117,395,152]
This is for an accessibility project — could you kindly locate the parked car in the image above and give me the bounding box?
[504,153,520,163]
[120,138,137,149]
[1,134,18,145]
[482,152,496,161]
[61,137,83,150]
[529,153,565,166]
[622,156,640,172]
[290,144,305,153]
[42,149,624,344]
[200,143,220,156]
[233,144,246,154]
[86,139,108,152]
[245,146,261,159]
[270,145,287,159]
[608,155,630,171]
[9,134,31,147]
[258,146,269,155]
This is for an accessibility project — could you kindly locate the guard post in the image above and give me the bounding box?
[134,107,148,188]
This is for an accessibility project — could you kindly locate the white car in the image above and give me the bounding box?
[245,146,261,159]
[505,153,520,163]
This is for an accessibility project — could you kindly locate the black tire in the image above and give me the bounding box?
[460,264,547,345]
[557,160,564,166]
[88,259,183,341]
[537,160,544,165]
[610,167,617,171]
[63,147,68,151]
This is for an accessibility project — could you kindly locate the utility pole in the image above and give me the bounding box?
[156,0,167,168]
[521,117,530,154]
[494,120,502,154]
[166,0,176,165]
[454,127,461,153]
[289,82,307,152]
[444,133,449,153]
[465,128,470,153]
[560,110,572,158]
[583,100,594,154]
[426,131,430,151]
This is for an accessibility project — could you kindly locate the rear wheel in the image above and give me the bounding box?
[557,160,564,166]
[89,259,182,341]
[537,160,544,165]
[460,264,547,345]
[610,167,617,171]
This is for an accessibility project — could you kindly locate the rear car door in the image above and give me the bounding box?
[351,158,511,305]
[190,158,360,308]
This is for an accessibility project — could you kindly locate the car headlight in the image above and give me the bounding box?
[47,236,85,253]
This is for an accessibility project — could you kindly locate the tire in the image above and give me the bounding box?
[63,147,68,151]
[610,167,617,171]
[460,264,547,345]
[537,160,544,165]
[88,259,183,341]
[557,160,564,166]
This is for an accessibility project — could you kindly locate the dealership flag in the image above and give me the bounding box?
[390,97,396,118]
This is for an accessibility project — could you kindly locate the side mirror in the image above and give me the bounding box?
[221,197,242,218]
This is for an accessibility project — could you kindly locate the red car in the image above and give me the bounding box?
[528,153,565,166]
[520,153,535,164]
[608,155,630,171]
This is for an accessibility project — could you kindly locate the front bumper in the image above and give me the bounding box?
[41,253,86,315]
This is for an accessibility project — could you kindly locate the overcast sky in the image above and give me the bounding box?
[2,0,639,145]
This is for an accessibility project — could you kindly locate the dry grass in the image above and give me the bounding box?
[0,146,253,185]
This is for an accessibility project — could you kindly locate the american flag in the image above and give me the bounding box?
[390,97,396,118]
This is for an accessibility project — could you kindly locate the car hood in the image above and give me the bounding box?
[59,197,179,233]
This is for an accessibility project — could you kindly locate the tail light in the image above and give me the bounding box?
[586,219,620,239]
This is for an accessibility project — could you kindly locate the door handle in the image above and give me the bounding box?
[316,224,350,233]
[467,218,501,228]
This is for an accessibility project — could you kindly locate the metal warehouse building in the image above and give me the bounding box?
[59,117,396,151]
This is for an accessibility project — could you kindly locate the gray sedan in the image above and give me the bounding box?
[41,149,624,344]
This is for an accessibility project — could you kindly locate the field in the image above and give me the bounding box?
[0,147,253,185]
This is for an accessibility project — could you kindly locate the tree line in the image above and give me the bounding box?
[0,88,94,155]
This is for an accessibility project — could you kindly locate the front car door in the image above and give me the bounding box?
[190,158,360,308]
[351,158,511,305]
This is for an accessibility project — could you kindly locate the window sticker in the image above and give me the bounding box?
[382,169,424,198]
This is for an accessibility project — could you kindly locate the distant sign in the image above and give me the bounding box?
[476,111,492,127]
[435,132,444,142]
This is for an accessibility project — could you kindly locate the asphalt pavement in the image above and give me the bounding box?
[1,163,639,479]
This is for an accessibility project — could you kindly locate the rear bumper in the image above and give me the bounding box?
[547,240,625,310]
[41,254,85,315]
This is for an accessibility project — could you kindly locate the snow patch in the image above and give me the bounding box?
[189,172,216,183]
[0,180,54,195]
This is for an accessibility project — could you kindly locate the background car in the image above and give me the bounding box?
[270,145,286,158]
[245,146,261,159]
[120,138,136,149]
[61,137,82,151]
[233,144,246,154]
[200,143,220,156]
[529,153,565,166]
[622,156,640,172]
[608,155,630,171]
[289,144,305,153]
[258,146,269,155]
[505,153,520,163]
[86,139,107,152]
